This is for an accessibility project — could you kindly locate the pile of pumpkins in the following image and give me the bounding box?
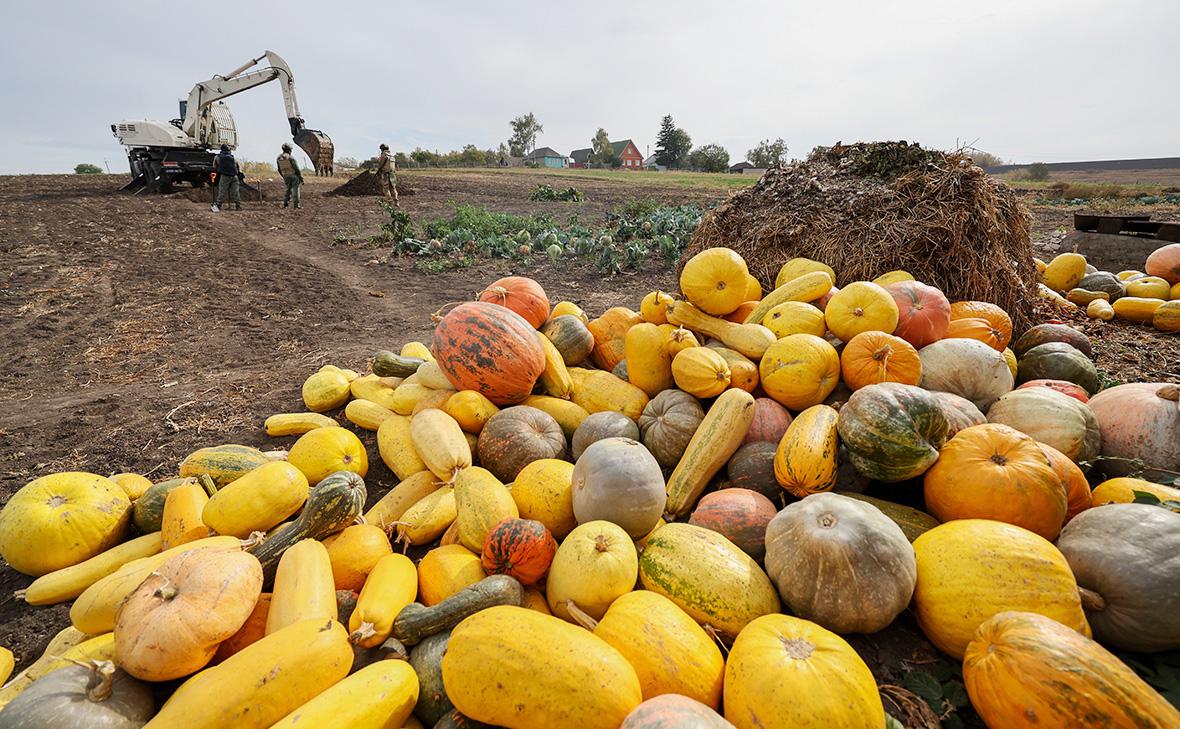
[1,246,1179,729]
[1036,241,1180,332]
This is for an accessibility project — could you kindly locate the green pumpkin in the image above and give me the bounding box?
[1017,342,1099,395]
[1077,271,1124,301]
[1012,323,1093,359]
[839,492,941,542]
[132,475,216,533]
[836,383,949,482]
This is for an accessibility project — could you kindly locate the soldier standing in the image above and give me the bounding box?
[376,143,398,205]
[277,143,303,209]
[211,144,241,212]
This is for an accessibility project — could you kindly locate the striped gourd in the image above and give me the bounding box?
[410,409,471,481]
[773,405,839,498]
[742,270,834,325]
[664,389,756,518]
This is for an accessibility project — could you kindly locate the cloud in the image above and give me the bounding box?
[0,0,1177,174]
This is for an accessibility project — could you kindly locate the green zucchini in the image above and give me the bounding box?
[392,574,522,646]
[410,631,453,725]
[132,475,216,533]
[373,350,426,378]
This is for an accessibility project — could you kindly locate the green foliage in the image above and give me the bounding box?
[509,112,544,157]
[688,144,730,173]
[654,115,692,168]
[591,128,614,166]
[902,659,971,728]
[1131,491,1180,513]
[615,198,661,218]
[747,138,788,168]
[74,163,102,174]
[1117,650,1180,708]
[970,150,1004,168]
[377,201,414,242]
[530,184,585,202]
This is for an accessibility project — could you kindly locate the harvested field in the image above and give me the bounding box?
[1,169,1177,700]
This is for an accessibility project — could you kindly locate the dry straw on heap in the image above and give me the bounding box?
[684,141,1037,331]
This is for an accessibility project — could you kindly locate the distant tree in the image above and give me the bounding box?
[74,163,102,174]
[747,138,788,168]
[459,144,486,167]
[688,144,730,173]
[483,148,499,166]
[335,156,359,169]
[359,156,379,170]
[807,145,831,160]
[654,115,693,169]
[1025,162,1050,181]
[393,152,410,168]
[970,150,1004,168]
[509,113,544,156]
[591,128,614,167]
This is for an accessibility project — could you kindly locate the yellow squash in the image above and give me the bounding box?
[745,270,834,324]
[417,544,486,606]
[762,301,826,338]
[774,405,839,497]
[270,660,419,729]
[666,300,776,360]
[1113,296,1166,323]
[510,459,577,539]
[349,553,418,647]
[264,412,338,436]
[1126,275,1172,300]
[397,486,457,546]
[640,290,674,324]
[522,395,589,439]
[710,346,759,392]
[143,619,352,729]
[70,535,244,634]
[724,614,884,729]
[624,322,674,397]
[364,471,442,532]
[1087,298,1115,321]
[872,269,914,287]
[287,426,368,483]
[377,414,428,479]
[774,258,836,289]
[454,467,519,553]
[444,390,500,434]
[1154,300,1180,332]
[350,374,403,411]
[179,444,277,487]
[823,281,899,341]
[664,389,756,518]
[672,347,731,398]
[680,247,750,316]
[302,368,351,412]
[410,409,471,481]
[569,367,649,421]
[759,333,840,410]
[551,300,588,322]
[586,591,724,708]
[1091,477,1180,505]
[323,524,392,591]
[401,341,434,361]
[202,460,309,538]
[390,382,432,415]
[109,472,153,500]
[546,520,638,621]
[0,626,88,707]
[344,399,397,431]
[21,532,162,606]
[536,332,574,399]
[160,480,210,549]
[441,605,642,729]
[1042,252,1087,292]
[415,360,454,390]
[266,539,338,635]
[0,648,11,689]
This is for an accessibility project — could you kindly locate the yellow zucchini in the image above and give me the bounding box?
[397,486,457,546]
[345,398,397,431]
[160,480,211,549]
[364,471,443,532]
[1087,298,1115,321]
[1113,296,1166,323]
[349,553,418,647]
[269,660,419,729]
[664,389,756,518]
[351,374,403,411]
[743,270,834,325]
[377,415,428,480]
[266,539,337,635]
[773,404,839,497]
[775,258,836,289]
[537,332,574,399]
[70,535,244,634]
[143,619,352,729]
[410,409,472,481]
[523,395,589,439]
[202,460,309,538]
[667,300,776,361]
[264,412,338,436]
[568,368,649,421]
[401,341,434,361]
[443,390,500,434]
[454,467,519,553]
[21,532,162,606]
[624,322,673,397]
[415,360,455,390]
[390,382,432,415]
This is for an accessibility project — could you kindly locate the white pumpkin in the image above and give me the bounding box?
[918,339,1013,411]
[986,387,1100,463]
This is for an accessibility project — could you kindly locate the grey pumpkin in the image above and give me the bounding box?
[0,662,153,729]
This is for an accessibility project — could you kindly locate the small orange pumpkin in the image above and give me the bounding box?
[839,331,921,390]
[1146,243,1180,284]
[923,423,1067,540]
[322,524,393,591]
[587,307,642,371]
[115,548,263,681]
[479,276,550,329]
[944,317,1006,351]
[949,301,1013,350]
[214,593,272,661]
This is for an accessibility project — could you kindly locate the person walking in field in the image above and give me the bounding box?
[277,143,303,209]
[376,143,398,205]
[211,144,241,212]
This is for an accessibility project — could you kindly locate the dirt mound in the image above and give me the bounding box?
[183,181,265,203]
[684,141,1036,331]
[328,170,414,198]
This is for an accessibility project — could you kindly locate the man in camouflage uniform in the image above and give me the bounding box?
[376,143,397,205]
[277,143,303,209]
[211,144,241,212]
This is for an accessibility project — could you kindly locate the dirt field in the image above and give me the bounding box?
[1,169,1177,713]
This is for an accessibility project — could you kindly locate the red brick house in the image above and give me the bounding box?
[569,139,645,169]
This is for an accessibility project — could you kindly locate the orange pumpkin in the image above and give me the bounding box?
[1038,443,1091,523]
[949,301,1013,350]
[640,291,674,324]
[679,247,750,316]
[1145,243,1180,285]
[432,302,546,405]
[587,307,642,371]
[478,276,550,329]
[887,280,951,348]
[944,317,1006,351]
[824,282,899,342]
[115,548,263,681]
[481,517,557,586]
[839,331,921,390]
[923,423,1067,540]
[214,593,272,661]
[964,611,1180,728]
[322,524,393,591]
[724,301,760,324]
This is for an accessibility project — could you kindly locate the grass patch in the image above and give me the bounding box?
[400,166,759,191]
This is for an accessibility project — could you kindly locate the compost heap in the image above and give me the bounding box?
[685,141,1036,330]
[328,170,414,197]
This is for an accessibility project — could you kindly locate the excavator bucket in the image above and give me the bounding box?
[294,129,334,174]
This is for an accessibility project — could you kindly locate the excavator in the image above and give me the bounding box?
[111,50,333,193]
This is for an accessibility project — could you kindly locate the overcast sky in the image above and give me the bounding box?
[2,0,1177,174]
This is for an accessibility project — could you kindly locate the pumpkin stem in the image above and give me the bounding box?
[564,601,598,631]
[348,622,377,645]
[153,578,179,601]
[240,531,266,550]
[1078,586,1107,612]
[1159,385,1180,403]
[478,285,510,303]
[430,301,464,324]
[703,624,731,656]
[87,660,117,703]
[593,534,610,553]
[13,589,26,601]
[196,474,217,497]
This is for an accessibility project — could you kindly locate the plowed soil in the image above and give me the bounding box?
[1,171,1176,715]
